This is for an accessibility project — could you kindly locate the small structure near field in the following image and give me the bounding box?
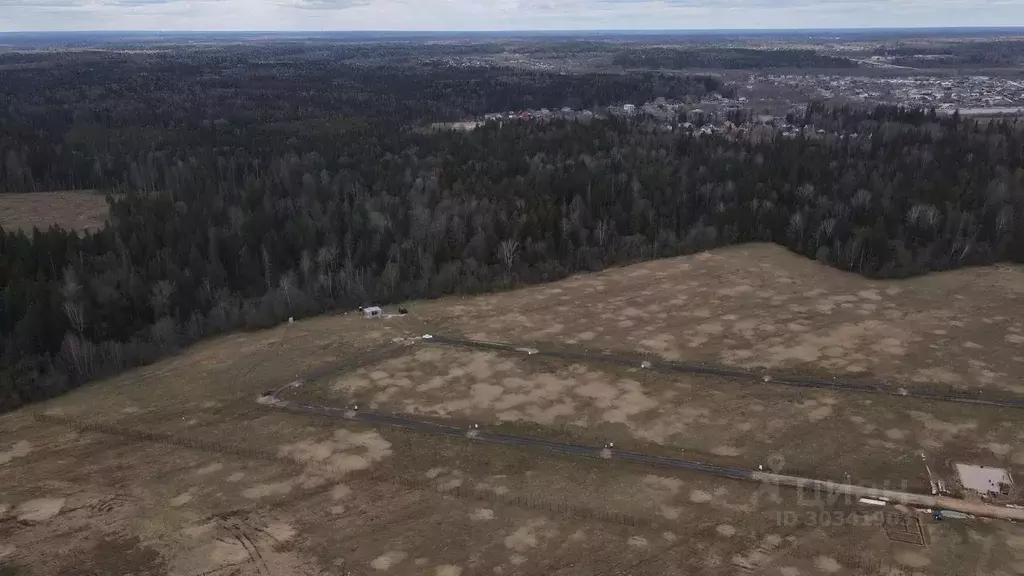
[363,306,383,319]
[955,463,1013,497]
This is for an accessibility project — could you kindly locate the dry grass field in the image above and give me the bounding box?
[10,406,1020,576]
[315,345,1024,490]
[0,191,108,233]
[416,244,1024,396]
[3,243,1024,575]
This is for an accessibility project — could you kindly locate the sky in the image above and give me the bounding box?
[2,0,1023,32]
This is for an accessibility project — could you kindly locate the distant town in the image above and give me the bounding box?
[441,76,1023,140]
[748,73,1024,114]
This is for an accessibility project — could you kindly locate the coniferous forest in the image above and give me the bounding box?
[1,44,1023,412]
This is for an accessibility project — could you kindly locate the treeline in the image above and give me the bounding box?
[875,40,1024,68]
[612,48,857,70]
[1,48,1024,413]
[511,41,621,55]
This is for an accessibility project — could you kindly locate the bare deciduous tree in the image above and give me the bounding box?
[996,205,1014,237]
[150,280,174,319]
[151,317,178,348]
[907,203,941,230]
[199,278,213,306]
[594,219,609,246]
[300,250,314,288]
[60,332,94,378]
[382,261,400,293]
[100,340,124,371]
[62,300,85,334]
[498,238,519,277]
[60,267,86,333]
[788,212,805,242]
[318,271,335,300]
[852,189,872,211]
[261,245,273,293]
[316,244,338,273]
[279,271,296,307]
[816,218,836,243]
[60,266,81,301]
[796,183,816,202]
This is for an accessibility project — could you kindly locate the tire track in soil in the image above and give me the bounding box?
[216,517,270,576]
[187,563,247,576]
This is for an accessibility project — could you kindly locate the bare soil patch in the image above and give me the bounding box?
[15,498,65,522]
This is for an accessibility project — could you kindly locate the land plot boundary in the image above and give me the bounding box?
[428,335,1024,409]
[31,411,671,532]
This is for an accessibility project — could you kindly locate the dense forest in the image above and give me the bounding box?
[612,48,857,70]
[1,45,1023,412]
[0,47,725,193]
[875,40,1024,68]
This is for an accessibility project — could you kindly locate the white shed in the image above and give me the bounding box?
[363,306,383,319]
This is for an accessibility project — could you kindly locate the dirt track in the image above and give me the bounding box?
[261,389,1024,523]
[430,334,1024,409]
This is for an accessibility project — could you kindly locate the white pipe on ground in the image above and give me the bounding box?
[752,472,1024,521]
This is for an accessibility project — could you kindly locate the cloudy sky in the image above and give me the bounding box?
[3,0,1023,32]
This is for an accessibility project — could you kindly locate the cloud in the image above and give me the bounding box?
[111,0,182,4]
[0,0,214,5]
[0,0,83,6]
[277,0,373,9]
[599,0,861,4]
[1,0,1022,31]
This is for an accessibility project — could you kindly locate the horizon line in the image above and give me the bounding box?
[3,25,1024,34]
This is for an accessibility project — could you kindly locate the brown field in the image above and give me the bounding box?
[3,243,1024,575]
[0,191,107,233]
[415,244,1024,396]
[313,345,1024,491]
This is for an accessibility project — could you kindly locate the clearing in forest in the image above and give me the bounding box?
[0,191,108,233]
[310,344,1024,491]
[415,243,1024,396]
[3,243,1024,575]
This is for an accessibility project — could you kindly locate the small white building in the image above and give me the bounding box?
[363,306,383,319]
